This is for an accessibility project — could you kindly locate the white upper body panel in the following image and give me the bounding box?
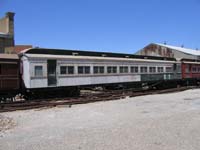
[21,53,179,89]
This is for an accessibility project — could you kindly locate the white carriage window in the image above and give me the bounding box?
[85,66,90,74]
[93,66,104,74]
[68,66,74,74]
[140,66,147,73]
[130,66,138,73]
[60,66,66,74]
[78,66,90,74]
[107,66,117,74]
[149,67,156,73]
[158,67,164,73]
[78,66,83,74]
[166,67,172,73]
[60,66,74,74]
[34,66,43,77]
[119,66,128,73]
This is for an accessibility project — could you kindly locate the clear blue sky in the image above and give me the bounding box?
[1,0,200,53]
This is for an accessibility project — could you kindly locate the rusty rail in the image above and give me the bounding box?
[0,86,198,113]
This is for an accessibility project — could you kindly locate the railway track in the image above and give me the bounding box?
[0,86,198,112]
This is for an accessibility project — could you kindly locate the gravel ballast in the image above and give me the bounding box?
[1,89,200,150]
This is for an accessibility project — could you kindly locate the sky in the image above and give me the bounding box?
[1,0,200,53]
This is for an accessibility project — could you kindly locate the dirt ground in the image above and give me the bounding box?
[0,115,15,133]
[1,89,200,150]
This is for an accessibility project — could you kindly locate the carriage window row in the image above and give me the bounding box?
[185,66,200,73]
[34,65,167,76]
[58,66,167,75]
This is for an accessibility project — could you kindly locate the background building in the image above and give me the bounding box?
[135,43,200,60]
[0,12,32,54]
[0,12,15,53]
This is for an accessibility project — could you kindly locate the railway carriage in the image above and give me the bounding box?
[19,48,182,98]
[1,47,200,101]
[181,59,200,79]
[0,54,20,101]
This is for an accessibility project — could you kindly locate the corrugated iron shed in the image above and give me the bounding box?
[156,43,200,56]
[136,43,200,60]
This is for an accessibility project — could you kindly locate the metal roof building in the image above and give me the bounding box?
[135,43,200,60]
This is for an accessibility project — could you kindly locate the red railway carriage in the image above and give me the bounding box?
[181,59,200,79]
[0,54,20,99]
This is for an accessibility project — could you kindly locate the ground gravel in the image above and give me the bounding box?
[1,89,200,150]
[0,115,15,134]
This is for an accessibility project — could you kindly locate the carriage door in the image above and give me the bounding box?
[47,60,57,86]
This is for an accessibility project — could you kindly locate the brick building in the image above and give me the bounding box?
[0,12,15,53]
